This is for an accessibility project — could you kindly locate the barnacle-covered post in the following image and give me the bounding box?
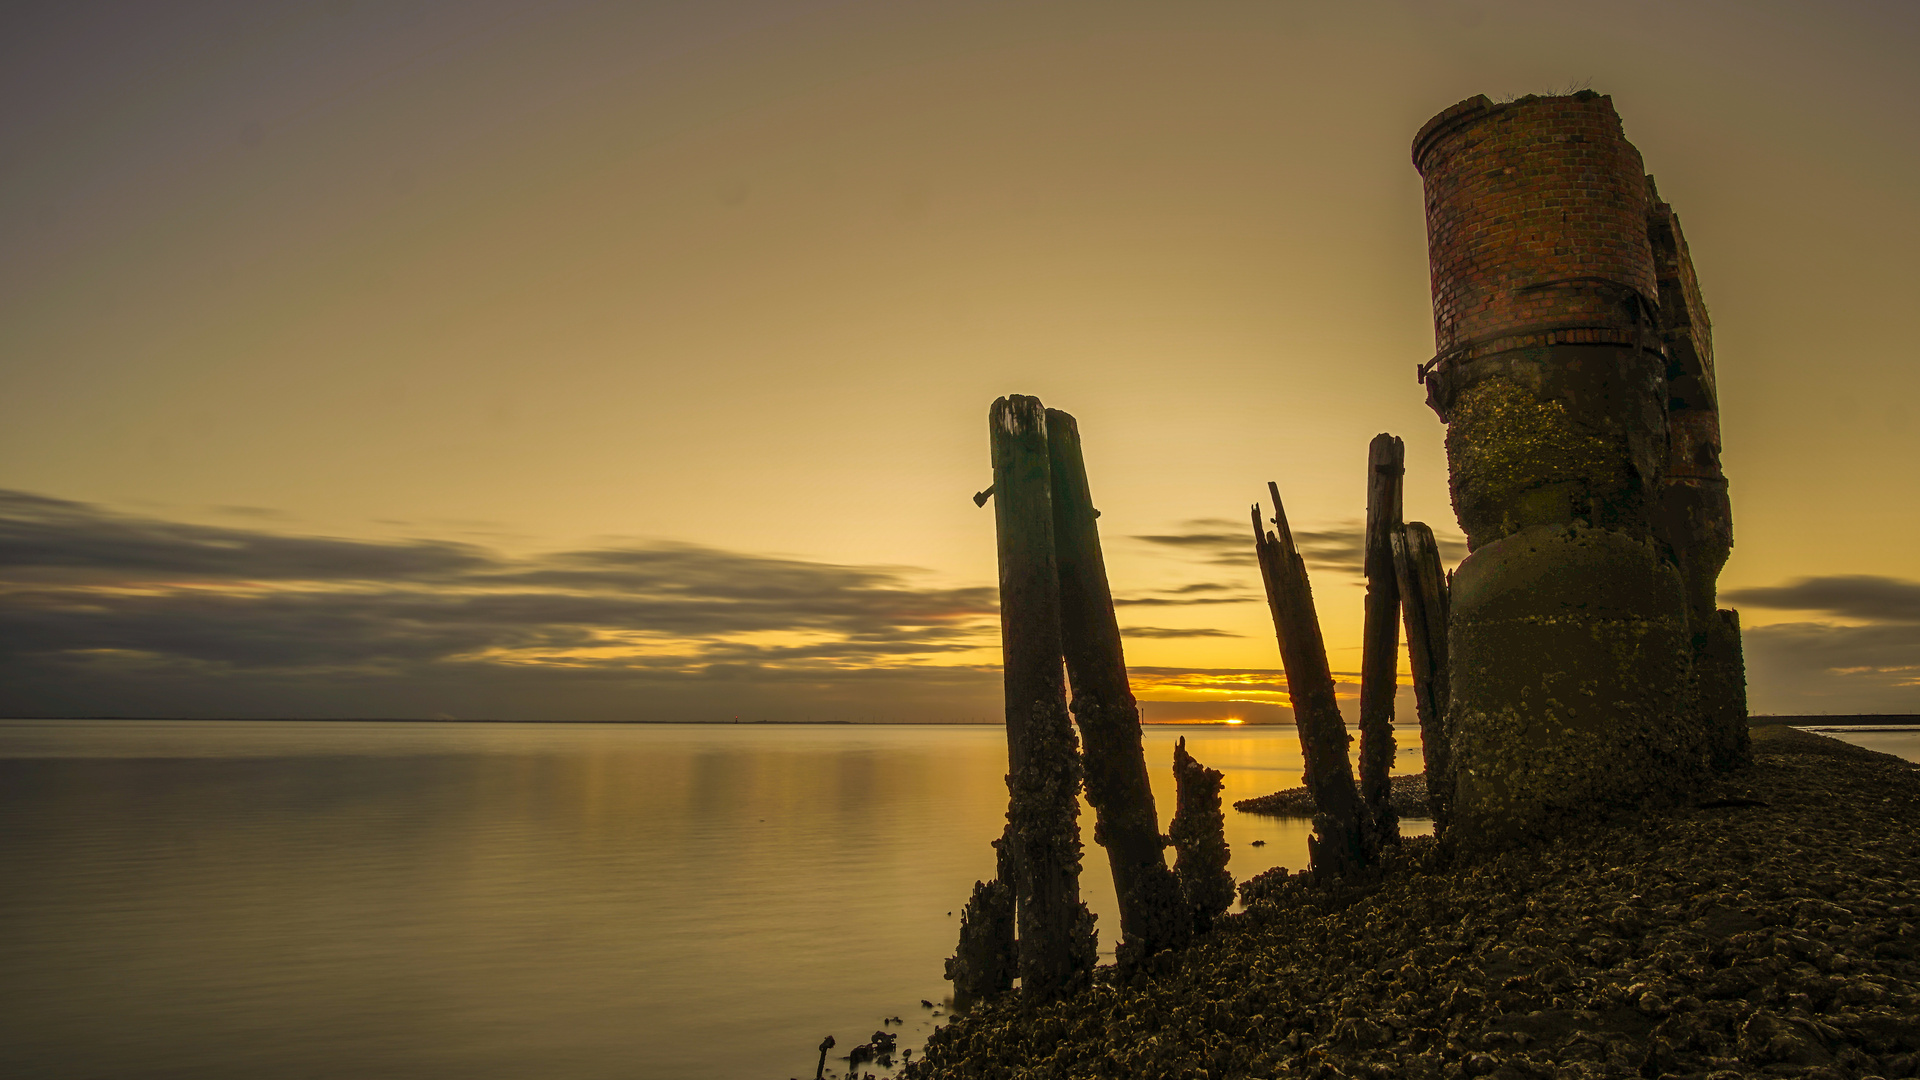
[1391,522,1453,831]
[1357,434,1405,846]
[985,394,1097,997]
[1251,483,1372,876]
[1169,737,1234,932]
[945,878,1015,1009]
[1045,408,1191,961]
[1412,92,1708,846]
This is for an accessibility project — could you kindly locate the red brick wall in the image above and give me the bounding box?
[1413,93,1656,356]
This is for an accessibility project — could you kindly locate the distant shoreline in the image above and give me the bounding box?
[1746,714,1920,726]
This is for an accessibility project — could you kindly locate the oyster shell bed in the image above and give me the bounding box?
[909,728,1920,1079]
[1235,772,1431,819]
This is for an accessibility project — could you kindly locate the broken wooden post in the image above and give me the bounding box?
[1358,434,1405,848]
[1391,521,1453,832]
[945,878,1015,1010]
[1250,483,1372,878]
[1044,407,1190,962]
[986,394,1097,999]
[1169,737,1234,932]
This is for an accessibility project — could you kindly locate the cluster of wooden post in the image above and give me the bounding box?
[1252,436,1454,879]
[948,395,1227,1007]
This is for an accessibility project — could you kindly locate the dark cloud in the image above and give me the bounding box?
[1428,531,1469,564]
[1110,573,1258,608]
[0,489,1001,718]
[1129,519,1258,568]
[1112,594,1257,607]
[1118,626,1241,639]
[1130,517,1465,575]
[0,489,492,584]
[1709,574,1920,712]
[1128,666,1291,696]
[1741,620,1920,713]
[1725,575,1920,623]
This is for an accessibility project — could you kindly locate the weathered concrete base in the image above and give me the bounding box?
[1655,474,1733,624]
[1699,607,1750,770]
[1447,524,1702,847]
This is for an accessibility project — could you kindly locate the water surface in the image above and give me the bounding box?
[1797,725,1920,761]
[0,720,1425,1079]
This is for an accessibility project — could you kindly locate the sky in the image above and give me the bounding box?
[2,0,1916,721]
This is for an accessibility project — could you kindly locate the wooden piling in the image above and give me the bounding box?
[1044,408,1190,960]
[1251,483,1371,878]
[1169,737,1234,932]
[945,878,1015,1010]
[1391,521,1453,831]
[1358,434,1405,847]
[987,395,1097,998]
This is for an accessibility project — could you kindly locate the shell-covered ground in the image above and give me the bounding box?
[1234,772,1431,820]
[908,727,1920,1080]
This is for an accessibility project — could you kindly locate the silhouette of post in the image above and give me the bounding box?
[1392,522,1453,831]
[1357,434,1405,847]
[945,878,1014,1009]
[1169,737,1234,932]
[1251,484,1371,878]
[987,395,1096,998]
[1044,407,1190,962]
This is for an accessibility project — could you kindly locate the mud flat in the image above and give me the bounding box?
[909,727,1920,1079]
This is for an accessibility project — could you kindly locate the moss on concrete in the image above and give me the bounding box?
[1445,381,1623,549]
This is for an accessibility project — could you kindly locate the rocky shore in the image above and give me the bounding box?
[908,727,1920,1079]
[1235,772,1432,821]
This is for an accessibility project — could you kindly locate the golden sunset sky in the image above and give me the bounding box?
[3,0,1915,720]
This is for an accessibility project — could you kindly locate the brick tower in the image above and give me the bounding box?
[1645,179,1749,770]
[1411,92,1743,845]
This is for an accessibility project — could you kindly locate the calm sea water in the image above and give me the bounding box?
[1796,725,1920,761]
[5,721,1913,1080]
[0,720,1428,1080]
